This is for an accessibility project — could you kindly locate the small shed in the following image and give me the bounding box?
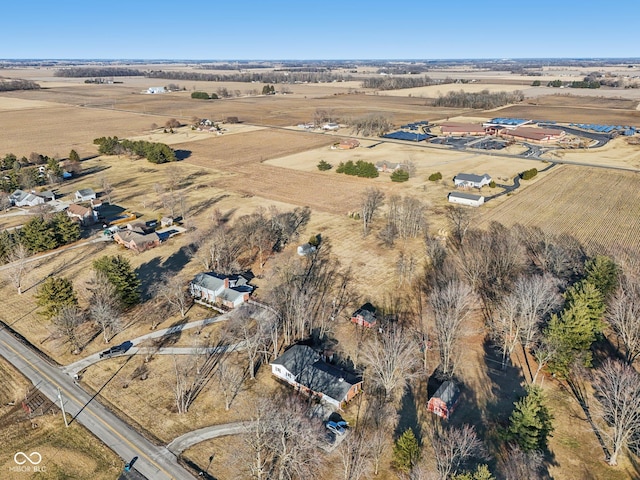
[427,381,460,420]
[161,216,174,228]
[75,188,96,202]
[351,303,377,328]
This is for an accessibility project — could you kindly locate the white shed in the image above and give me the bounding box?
[448,192,484,207]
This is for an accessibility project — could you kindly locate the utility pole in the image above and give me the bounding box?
[57,387,69,428]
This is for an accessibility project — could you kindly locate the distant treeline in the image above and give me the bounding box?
[0,79,40,91]
[197,63,273,70]
[54,67,145,77]
[361,75,448,90]
[146,70,351,84]
[433,89,524,109]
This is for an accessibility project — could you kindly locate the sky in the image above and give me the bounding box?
[1,0,639,60]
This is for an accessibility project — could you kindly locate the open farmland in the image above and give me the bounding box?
[478,165,640,266]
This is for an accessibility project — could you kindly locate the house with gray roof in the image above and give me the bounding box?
[270,344,362,410]
[75,188,97,202]
[189,272,253,309]
[454,173,492,189]
[10,189,45,207]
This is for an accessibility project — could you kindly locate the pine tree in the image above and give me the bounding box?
[392,427,420,473]
[507,386,553,452]
[21,216,58,252]
[584,255,619,300]
[35,276,78,319]
[53,212,81,245]
[93,255,141,308]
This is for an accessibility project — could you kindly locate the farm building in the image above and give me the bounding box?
[189,272,254,309]
[270,344,362,410]
[440,122,488,136]
[502,127,566,143]
[351,303,377,328]
[10,189,45,207]
[66,203,97,226]
[322,123,340,131]
[427,381,460,420]
[161,216,174,228]
[454,173,492,189]
[448,192,485,207]
[146,86,166,94]
[113,230,161,253]
[75,188,96,202]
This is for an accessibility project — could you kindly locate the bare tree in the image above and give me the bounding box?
[607,273,640,365]
[152,274,191,317]
[363,396,397,475]
[4,241,29,294]
[87,272,122,343]
[243,396,323,480]
[387,195,427,240]
[172,353,205,414]
[500,445,544,480]
[98,175,114,204]
[216,360,245,411]
[224,310,269,380]
[427,423,484,480]
[445,205,472,247]
[338,426,373,480]
[361,325,420,400]
[429,280,474,378]
[51,305,85,354]
[593,358,640,466]
[361,187,385,237]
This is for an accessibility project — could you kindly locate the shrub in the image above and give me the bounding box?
[317,160,332,171]
[531,80,541,86]
[428,172,442,181]
[191,91,210,99]
[520,168,538,180]
[391,169,409,182]
[489,180,496,188]
[336,160,379,178]
[210,93,219,99]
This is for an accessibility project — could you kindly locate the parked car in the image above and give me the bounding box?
[99,341,133,358]
[325,421,346,436]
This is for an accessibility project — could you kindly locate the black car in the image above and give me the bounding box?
[99,341,133,358]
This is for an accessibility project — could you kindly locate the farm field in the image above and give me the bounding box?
[478,165,640,267]
[3,64,640,480]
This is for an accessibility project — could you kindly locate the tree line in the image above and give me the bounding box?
[93,137,176,164]
[54,67,145,77]
[433,89,525,109]
[0,79,40,91]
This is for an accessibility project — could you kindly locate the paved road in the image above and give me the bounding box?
[167,422,249,455]
[0,325,194,480]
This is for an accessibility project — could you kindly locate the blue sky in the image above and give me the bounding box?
[1,0,638,60]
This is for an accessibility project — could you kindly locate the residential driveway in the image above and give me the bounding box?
[167,422,250,455]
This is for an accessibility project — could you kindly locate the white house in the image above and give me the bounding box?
[146,86,166,94]
[448,192,485,207]
[454,173,492,189]
[189,272,253,309]
[322,123,340,131]
[10,190,45,207]
[75,188,97,202]
[270,345,363,410]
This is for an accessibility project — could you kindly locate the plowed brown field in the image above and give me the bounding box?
[479,165,640,266]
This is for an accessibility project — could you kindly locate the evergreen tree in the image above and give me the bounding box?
[93,255,141,308]
[68,149,80,163]
[20,216,58,252]
[584,255,619,300]
[35,276,77,319]
[507,386,553,452]
[392,427,420,473]
[391,169,410,182]
[452,464,495,480]
[53,212,81,245]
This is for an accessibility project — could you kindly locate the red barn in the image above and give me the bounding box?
[427,381,460,420]
[351,303,377,328]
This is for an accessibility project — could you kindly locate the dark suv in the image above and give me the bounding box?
[99,341,133,358]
